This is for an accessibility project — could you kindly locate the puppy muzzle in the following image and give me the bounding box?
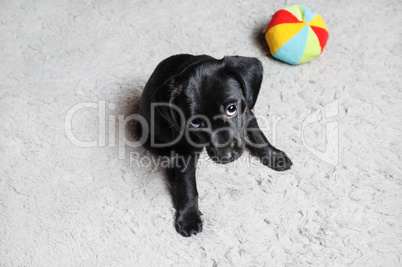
[206,139,243,164]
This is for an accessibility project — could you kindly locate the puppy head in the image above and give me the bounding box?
[155,56,263,163]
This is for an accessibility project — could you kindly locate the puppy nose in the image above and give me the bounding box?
[221,151,235,162]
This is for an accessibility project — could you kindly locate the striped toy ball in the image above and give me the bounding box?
[265,5,329,65]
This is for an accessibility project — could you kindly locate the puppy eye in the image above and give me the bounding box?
[190,119,201,128]
[226,105,237,117]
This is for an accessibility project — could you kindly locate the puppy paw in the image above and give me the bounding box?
[175,208,203,237]
[262,150,293,171]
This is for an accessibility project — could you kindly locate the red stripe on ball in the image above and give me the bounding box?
[265,10,303,33]
[310,26,329,53]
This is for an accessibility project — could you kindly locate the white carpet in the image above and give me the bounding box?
[1,0,401,265]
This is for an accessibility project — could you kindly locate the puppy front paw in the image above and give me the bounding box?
[175,208,203,237]
[262,150,293,171]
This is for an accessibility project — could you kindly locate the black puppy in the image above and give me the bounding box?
[137,54,292,237]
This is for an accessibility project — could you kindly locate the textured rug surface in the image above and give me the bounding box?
[1,0,401,266]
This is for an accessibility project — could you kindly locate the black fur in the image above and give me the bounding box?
[137,54,292,237]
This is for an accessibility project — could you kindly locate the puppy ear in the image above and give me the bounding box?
[223,56,263,110]
[153,79,183,131]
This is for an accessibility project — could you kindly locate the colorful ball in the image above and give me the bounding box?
[265,5,329,65]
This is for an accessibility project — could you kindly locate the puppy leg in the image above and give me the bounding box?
[245,111,292,171]
[172,153,203,237]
